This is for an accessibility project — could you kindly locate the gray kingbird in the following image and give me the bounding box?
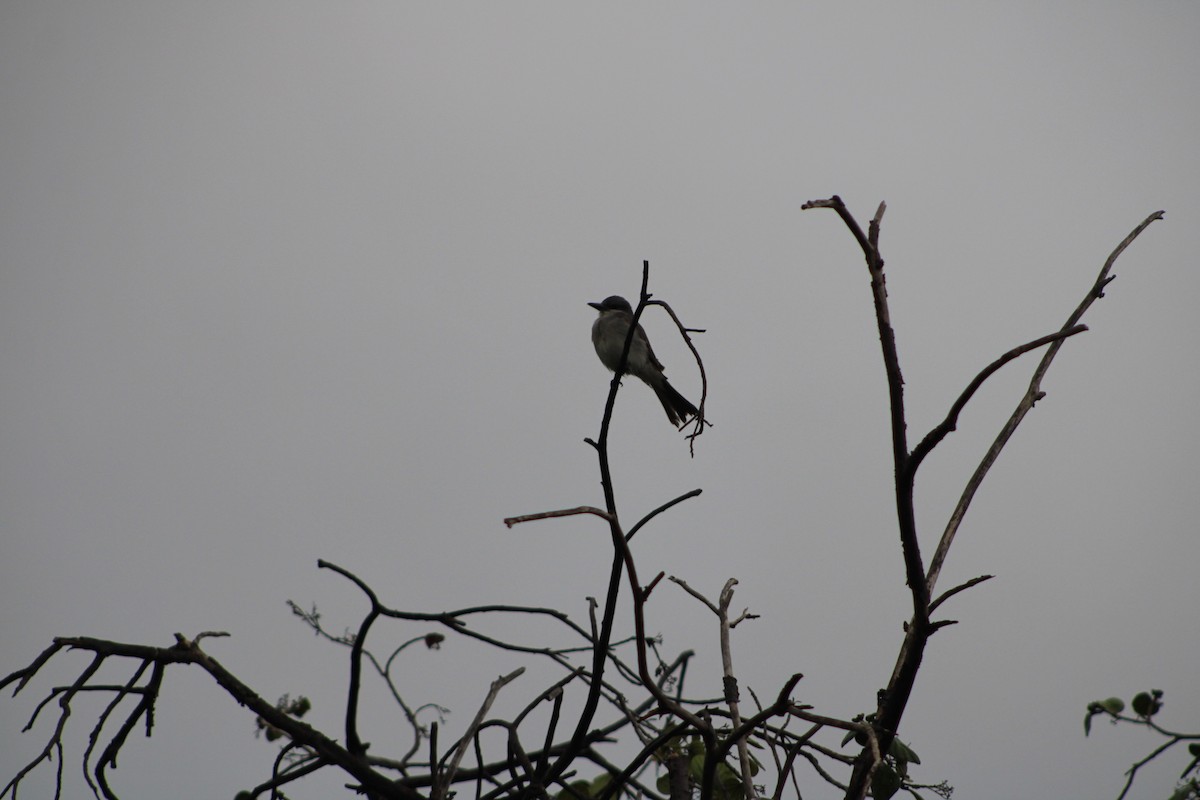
[588,295,698,426]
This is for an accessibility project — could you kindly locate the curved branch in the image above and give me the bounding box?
[249,745,325,799]
[436,668,526,800]
[928,574,994,613]
[645,298,712,450]
[627,489,702,542]
[909,325,1088,473]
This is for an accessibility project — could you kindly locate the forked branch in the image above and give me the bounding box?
[924,209,1165,597]
[803,198,1163,800]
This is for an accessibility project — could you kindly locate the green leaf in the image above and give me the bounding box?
[889,738,921,765]
[715,761,741,785]
[289,696,311,718]
[1168,784,1194,800]
[1132,691,1162,718]
[871,763,902,800]
[714,762,745,800]
[1100,697,1125,715]
[1084,711,1094,736]
[656,774,670,794]
[589,774,611,796]
[557,779,592,800]
[1189,743,1200,757]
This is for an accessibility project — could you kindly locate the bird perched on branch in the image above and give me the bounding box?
[588,295,698,426]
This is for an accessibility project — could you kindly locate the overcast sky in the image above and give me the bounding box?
[2,4,1197,799]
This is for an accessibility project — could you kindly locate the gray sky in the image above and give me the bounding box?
[2,4,1197,798]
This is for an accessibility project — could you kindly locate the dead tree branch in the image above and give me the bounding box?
[924,209,1165,597]
[803,197,1163,800]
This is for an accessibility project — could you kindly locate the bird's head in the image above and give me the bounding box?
[588,295,633,314]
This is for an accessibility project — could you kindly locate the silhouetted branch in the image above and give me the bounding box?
[533,264,653,798]
[802,200,1162,800]
[925,209,1165,597]
[435,668,526,800]
[1085,692,1200,800]
[3,207,1164,800]
[1,635,422,800]
[805,196,925,799]
[503,507,615,528]
[909,326,1088,473]
[250,745,325,800]
[928,575,994,614]
[645,298,712,450]
[627,489,703,542]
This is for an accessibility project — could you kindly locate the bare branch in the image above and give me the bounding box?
[546,266,652,787]
[645,298,713,452]
[1117,736,1178,800]
[612,527,710,736]
[504,507,615,528]
[2,652,103,800]
[28,636,421,800]
[717,580,756,798]
[437,668,526,799]
[717,673,806,762]
[803,196,927,612]
[929,575,994,613]
[82,659,152,798]
[249,745,325,800]
[925,210,1164,598]
[909,326,1088,473]
[807,196,928,800]
[1,639,68,698]
[626,489,703,542]
[666,576,719,615]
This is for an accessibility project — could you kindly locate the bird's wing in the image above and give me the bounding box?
[636,323,666,372]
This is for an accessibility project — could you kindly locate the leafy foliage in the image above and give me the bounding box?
[1086,689,1199,800]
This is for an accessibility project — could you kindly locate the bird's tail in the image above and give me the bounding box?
[654,378,699,427]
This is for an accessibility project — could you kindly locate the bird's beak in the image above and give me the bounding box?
[587,301,603,311]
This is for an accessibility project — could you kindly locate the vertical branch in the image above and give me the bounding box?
[316,559,383,758]
[803,197,928,612]
[802,202,1164,800]
[347,606,381,757]
[543,263,652,791]
[867,202,928,615]
[803,196,929,800]
[717,581,756,798]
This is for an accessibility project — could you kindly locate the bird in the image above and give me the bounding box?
[588,295,698,426]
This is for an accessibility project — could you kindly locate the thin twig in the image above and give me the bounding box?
[718,580,757,798]
[928,575,994,613]
[627,489,703,542]
[438,669,526,799]
[504,507,614,528]
[909,326,1088,473]
[645,298,712,453]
